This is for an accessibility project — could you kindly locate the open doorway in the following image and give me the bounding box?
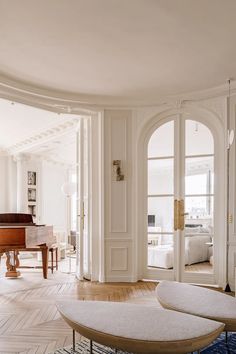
[0,98,92,279]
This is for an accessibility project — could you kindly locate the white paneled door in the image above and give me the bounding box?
[76,117,91,280]
[146,115,218,285]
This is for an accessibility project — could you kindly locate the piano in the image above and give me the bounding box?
[0,213,54,279]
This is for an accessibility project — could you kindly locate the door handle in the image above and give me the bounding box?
[174,199,186,230]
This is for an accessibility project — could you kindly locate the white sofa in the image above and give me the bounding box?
[148,233,212,269]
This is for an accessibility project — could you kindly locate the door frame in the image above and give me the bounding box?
[75,113,105,282]
[136,107,226,287]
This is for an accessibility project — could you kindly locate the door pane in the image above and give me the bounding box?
[185,120,214,156]
[185,196,214,230]
[148,234,174,269]
[148,197,174,233]
[148,121,174,158]
[148,158,173,195]
[185,156,214,195]
[184,234,213,273]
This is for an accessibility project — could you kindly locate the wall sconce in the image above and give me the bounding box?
[113,160,124,181]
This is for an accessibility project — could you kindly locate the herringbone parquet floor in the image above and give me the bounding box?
[0,270,157,354]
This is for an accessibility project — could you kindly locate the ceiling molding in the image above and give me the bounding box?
[0,73,236,109]
[0,73,100,114]
[38,154,74,169]
[7,118,79,155]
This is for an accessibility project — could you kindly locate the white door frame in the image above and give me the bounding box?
[136,107,226,287]
[75,113,105,282]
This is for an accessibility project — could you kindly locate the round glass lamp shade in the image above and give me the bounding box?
[61,182,77,196]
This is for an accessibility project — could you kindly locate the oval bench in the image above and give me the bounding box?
[156,280,236,332]
[57,300,224,354]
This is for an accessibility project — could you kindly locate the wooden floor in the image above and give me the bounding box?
[185,261,213,273]
[0,262,158,354]
[149,261,213,273]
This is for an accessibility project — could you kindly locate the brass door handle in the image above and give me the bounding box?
[174,199,186,230]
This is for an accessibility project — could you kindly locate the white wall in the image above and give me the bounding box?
[0,155,8,212]
[40,161,67,234]
[0,155,17,213]
[104,110,134,282]
[0,153,68,240]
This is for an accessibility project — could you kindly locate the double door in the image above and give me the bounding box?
[146,115,216,284]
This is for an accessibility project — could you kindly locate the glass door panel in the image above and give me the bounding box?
[185,196,214,225]
[148,121,174,158]
[184,119,214,276]
[185,157,214,195]
[148,159,174,195]
[148,197,174,233]
[185,120,214,156]
[147,120,174,275]
[148,234,174,269]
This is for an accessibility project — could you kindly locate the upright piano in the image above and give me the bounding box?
[0,213,54,279]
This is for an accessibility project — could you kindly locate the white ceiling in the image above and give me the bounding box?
[29,133,77,166]
[0,0,236,105]
[0,98,77,164]
[0,99,67,148]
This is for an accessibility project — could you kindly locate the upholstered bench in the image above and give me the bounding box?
[57,300,224,354]
[156,280,236,333]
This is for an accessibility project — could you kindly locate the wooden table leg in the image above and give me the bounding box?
[5,250,21,277]
[41,245,48,279]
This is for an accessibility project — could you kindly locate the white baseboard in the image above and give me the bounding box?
[105,275,136,282]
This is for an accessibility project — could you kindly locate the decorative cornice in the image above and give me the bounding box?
[8,118,79,155]
[0,73,236,109]
[37,154,74,168]
[13,152,74,168]
[0,149,9,156]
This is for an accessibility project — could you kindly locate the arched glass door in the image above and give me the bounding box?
[146,115,216,284]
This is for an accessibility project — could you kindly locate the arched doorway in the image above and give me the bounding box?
[138,110,225,285]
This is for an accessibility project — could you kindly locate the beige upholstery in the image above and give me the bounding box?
[156,280,236,331]
[57,300,224,354]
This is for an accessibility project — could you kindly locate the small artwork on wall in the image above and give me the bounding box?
[28,205,36,217]
[28,188,36,202]
[28,171,36,185]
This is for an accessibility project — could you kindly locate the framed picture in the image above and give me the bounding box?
[28,188,36,202]
[28,205,36,217]
[28,171,36,185]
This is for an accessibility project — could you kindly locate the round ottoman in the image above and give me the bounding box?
[156,280,236,331]
[57,300,224,354]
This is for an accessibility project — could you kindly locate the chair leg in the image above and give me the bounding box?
[51,249,54,274]
[73,329,75,351]
[225,331,228,343]
[90,340,93,353]
[56,248,58,270]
